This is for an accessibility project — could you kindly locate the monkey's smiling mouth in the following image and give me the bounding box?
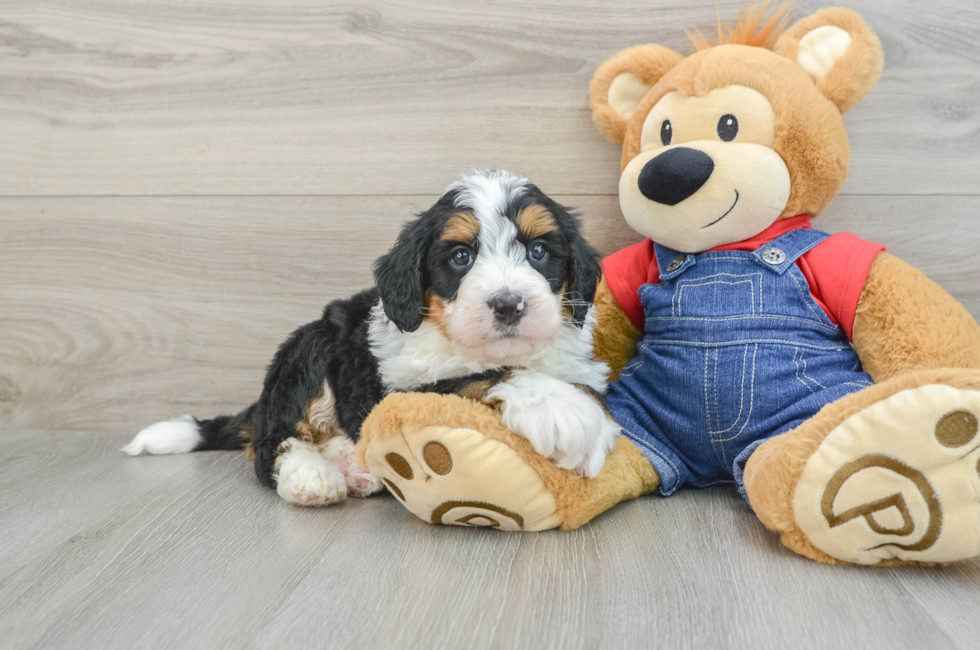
[702,189,740,229]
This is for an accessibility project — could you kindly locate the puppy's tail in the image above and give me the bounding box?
[122,403,258,456]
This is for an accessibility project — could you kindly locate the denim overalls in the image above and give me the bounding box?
[606,228,874,499]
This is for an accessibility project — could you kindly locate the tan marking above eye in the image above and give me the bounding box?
[515,205,558,239]
[422,441,453,475]
[935,410,978,448]
[640,85,777,153]
[440,211,479,243]
[385,452,414,480]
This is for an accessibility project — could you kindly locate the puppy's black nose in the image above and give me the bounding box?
[638,147,714,206]
[488,292,524,326]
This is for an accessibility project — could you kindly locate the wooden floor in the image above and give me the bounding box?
[3,0,980,648]
[1,430,979,650]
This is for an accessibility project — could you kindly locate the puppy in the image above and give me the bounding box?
[124,170,620,505]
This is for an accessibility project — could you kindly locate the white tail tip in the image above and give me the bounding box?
[123,415,202,455]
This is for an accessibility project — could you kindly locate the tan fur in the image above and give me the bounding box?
[357,392,658,531]
[616,45,851,220]
[589,44,684,144]
[295,383,342,447]
[687,2,792,52]
[774,7,883,113]
[240,427,255,461]
[591,277,642,381]
[515,205,558,239]
[591,8,882,220]
[440,211,479,243]
[743,368,980,566]
[852,253,980,382]
[422,290,451,336]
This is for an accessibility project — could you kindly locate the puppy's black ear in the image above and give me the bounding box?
[559,206,603,327]
[373,216,429,332]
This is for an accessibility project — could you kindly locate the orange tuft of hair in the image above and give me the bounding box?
[686,2,792,52]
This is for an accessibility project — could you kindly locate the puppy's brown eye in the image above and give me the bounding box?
[450,247,472,268]
[660,119,672,146]
[717,114,738,141]
[528,243,548,262]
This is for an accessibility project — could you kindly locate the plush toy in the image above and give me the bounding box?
[357,6,980,566]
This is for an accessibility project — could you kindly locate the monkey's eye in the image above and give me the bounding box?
[717,114,738,142]
[528,242,548,262]
[450,247,473,268]
[660,119,673,146]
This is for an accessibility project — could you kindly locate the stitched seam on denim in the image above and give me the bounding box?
[618,342,648,378]
[620,426,681,481]
[693,255,764,262]
[709,345,749,436]
[618,354,644,378]
[703,348,712,436]
[713,349,720,435]
[715,344,758,443]
[762,229,830,256]
[793,346,816,395]
[798,347,829,390]
[787,263,834,325]
[644,315,839,333]
[645,339,849,351]
[675,278,758,317]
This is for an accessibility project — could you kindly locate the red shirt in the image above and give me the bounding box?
[602,216,885,341]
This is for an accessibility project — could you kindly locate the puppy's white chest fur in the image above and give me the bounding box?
[368,301,609,393]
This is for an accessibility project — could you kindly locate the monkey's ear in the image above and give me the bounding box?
[373,217,428,332]
[590,44,685,144]
[775,8,883,114]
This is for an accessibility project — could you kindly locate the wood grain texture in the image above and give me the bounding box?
[1,430,978,650]
[1,0,979,196]
[3,194,979,433]
[0,193,639,432]
[3,1,980,645]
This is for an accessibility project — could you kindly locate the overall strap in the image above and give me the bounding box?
[750,227,831,275]
[653,242,696,281]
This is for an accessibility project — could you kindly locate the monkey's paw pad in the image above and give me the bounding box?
[361,425,562,531]
[793,384,980,564]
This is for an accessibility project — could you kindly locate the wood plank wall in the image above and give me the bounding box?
[2,0,979,432]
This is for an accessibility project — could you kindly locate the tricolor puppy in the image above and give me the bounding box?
[125,170,620,506]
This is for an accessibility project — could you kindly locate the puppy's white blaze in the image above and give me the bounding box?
[447,253,561,356]
[123,415,201,455]
[448,169,529,233]
[488,369,619,478]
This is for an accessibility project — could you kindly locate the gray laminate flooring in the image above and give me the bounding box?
[2,430,980,649]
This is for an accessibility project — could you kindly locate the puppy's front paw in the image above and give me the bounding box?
[488,370,619,478]
[275,438,347,506]
[321,436,384,497]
